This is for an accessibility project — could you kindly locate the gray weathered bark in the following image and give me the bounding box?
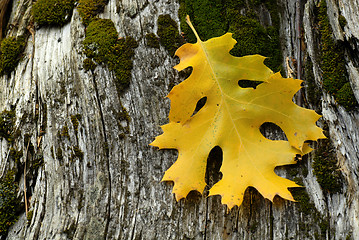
[1,0,358,239]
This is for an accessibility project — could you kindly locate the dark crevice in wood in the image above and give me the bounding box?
[204,195,208,240]
[236,207,240,234]
[270,202,274,240]
[0,0,11,40]
[90,72,112,240]
[247,189,253,234]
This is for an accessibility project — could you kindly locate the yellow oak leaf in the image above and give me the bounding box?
[151,16,325,209]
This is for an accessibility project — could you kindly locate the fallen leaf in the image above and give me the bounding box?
[151,16,325,209]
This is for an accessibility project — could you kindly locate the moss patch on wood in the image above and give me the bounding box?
[229,14,281,72]
[0,36,26,76]
[157,14,184,56]
[83,19,118,62]
[9,148,23,165]
[289,177,332,239]
[109,37,138,93]
[290,184,315,216]
[0,171,21,237]
[82,18,138,94]
[70,114,81,135]
[0,107,15,141]
[145,33,160,49]
[312,139,343,193]
[61,123,70,138]
[317,0,358,110]
[178,0,226,43]
[83,58,96,72]
[178,0,282,73]
[26,210,33,224]
[338,15,347,30]
[32,0,75,26]
[77,0,109,25]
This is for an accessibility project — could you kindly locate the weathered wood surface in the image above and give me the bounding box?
[1,0,358,239]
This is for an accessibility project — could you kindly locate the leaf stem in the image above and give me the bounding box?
[186,15,201,42]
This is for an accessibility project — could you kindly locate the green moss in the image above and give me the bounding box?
[83,19,118,61]
[157,14,183,55]
[318,0,358,110]
[261,0,281,27]
[109,37,138,93]
[338,15,347,29]
[32,0,75,26]
[336,82,358,110]
[26,210,33,224]
[319,219,329,239]
[77,0,108,25]
[289,178,332,237]
[71,146,84,161]
[178,0,226,43]
[83,19,138,94]
[178,0,282,74]
[0,171,21,237]
[312,139,343,193]
[70,114,81,134]
[229,15,282,72]
[61,123,69,138]
[83,58,96,72]
[0,36,26,76]
[0,108,16,142]
[9,148,23,165]
[145,33,160,49]
[290,186,315,216]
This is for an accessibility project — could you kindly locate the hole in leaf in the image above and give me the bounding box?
[238,80,262,89]
[178,66,193,80]
[185,190,202,203]
[191,97,207,117]
[260,122,287,141]
[205,146,223,188]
